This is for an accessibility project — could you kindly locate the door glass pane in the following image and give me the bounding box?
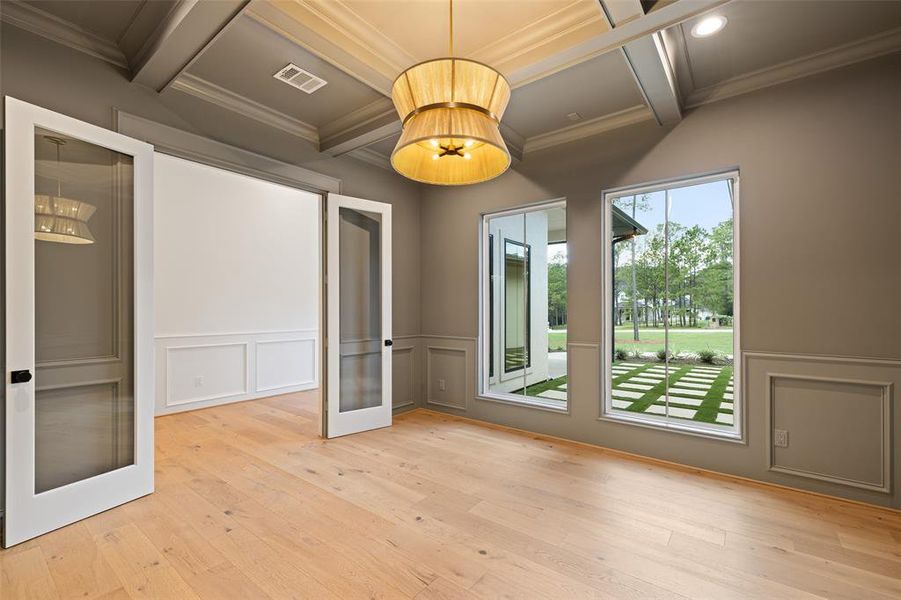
[338,207,382,412]
[34,127,135,493]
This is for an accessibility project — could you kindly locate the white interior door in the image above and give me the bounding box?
[3,97,154,547]
[326,193,392,438]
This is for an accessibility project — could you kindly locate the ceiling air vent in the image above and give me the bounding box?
[273,63,327,94]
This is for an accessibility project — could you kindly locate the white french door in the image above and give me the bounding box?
[3,98,154,546]
[325,194,392,438]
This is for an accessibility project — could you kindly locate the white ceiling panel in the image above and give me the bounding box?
[186,16,385,129]
[502,50,645,138]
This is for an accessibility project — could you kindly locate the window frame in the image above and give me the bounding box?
[600,170,743,442]
[478,198,568,413]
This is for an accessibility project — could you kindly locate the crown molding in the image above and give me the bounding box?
[523,105,652,153]
[302,0,413,73]
[0,0,128,68]
[499,123,525,162]
[319,97,397,143]
[686,26,901,109]
[470,1,608,82]
[170,73,319,146]
[348,147,392,171]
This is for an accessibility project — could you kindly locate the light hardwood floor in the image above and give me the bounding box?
[3,391,901,599]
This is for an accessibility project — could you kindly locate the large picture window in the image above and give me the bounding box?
[481,200,567,410]
[602,172,740,438]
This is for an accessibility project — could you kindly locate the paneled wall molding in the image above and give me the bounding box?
[392,333,423,341]
[255,337,318,392]
[155,328,318,340]
[420,334,479,342]
[744,350,901,367]
[0,0,128,68]
[568,342,600,348]
[685,27,901,109]
[426,345,470,410]
[114,111,341,194]
[156,329,319,415]
[765,372,893,493]
[170,73,320,145]
[392,345,417,410]
[165,341,250,408]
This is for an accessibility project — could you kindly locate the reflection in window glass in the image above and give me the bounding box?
[504,240,530,373]
[483,203,567,409]
[607,176,737,434]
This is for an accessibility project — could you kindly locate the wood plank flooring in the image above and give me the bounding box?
[3,390,901,599]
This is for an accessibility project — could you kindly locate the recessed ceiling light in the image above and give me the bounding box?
[691,15,727,38]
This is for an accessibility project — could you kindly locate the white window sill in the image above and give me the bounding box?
[599,410,745,444]
[476,393,569,414]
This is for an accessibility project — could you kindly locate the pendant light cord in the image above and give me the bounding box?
[55,140,62,198]
[449,0,454,56]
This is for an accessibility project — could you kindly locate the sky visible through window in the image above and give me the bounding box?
[614,180,732,230]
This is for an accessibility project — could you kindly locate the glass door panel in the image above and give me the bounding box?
[338,207,383,413]
[326,194,392,438]
[33,128,136,494]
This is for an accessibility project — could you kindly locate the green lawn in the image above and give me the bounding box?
[547,327,733,357]
[548,331,567,352]
[614,327,733,356]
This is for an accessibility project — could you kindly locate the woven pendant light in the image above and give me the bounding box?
[35,136,97,245]
[390,0,511,185]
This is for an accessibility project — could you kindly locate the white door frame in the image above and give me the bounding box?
[325,193,392,438]
[4,97,155,546]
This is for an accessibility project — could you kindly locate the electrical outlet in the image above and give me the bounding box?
[194,375,204,388]
[438,379,446,392]
[773,429,789,448]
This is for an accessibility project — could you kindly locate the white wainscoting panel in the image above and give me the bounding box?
[256,337,317,392]
[166,343,249,407]
[156,329,319,415]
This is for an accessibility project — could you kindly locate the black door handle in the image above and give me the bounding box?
[384,339,393,347]
[11,369,32,384]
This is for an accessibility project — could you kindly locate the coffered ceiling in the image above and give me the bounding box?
[5,0,901,175]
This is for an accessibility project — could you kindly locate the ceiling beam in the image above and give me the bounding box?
[319,99,401,156]
[600,0,682,125]
[508,0,730,87]
[130,0,249,92]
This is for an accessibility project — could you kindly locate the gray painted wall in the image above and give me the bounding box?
[417,53,901,508]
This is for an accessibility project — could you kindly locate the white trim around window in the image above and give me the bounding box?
[600,169,743,442]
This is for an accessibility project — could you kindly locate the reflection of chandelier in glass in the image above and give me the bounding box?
[390,0,511,185]
[35,136,96,244]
